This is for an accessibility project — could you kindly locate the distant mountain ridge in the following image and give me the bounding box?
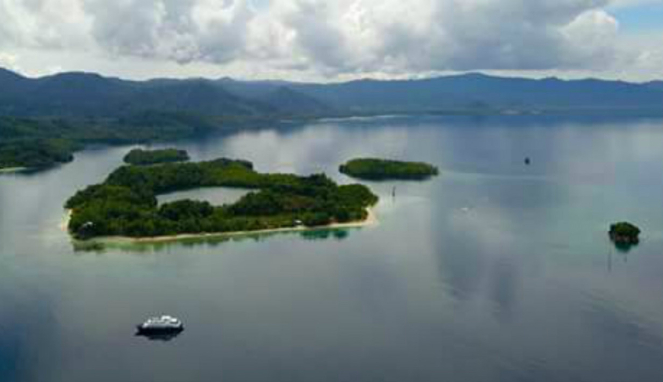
[0,69,328,118]
[289,73,663,113]
[1,68,663,118]
[646,81,663,92]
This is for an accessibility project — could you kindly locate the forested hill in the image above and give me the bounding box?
[0,113,221,169]
[2,68,663,118]
[3,67,663,170]
[208,74,663,114]
[0,68,331,118]
[288,74,663,113]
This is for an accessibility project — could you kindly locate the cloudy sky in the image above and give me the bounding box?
[0,0,662,82]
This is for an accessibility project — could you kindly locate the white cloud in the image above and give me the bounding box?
[0,52,21,72]
[80,0,257,64]
[0,0,92,49]
[0,0,661,80]
[561,9,620,68]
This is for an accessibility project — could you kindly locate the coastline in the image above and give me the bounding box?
[0,167,27,174]
[60,209,73,232]
[63,208,377,245]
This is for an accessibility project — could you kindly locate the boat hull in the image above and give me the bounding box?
[136,325,184,335]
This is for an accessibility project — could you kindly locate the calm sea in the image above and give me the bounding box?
[2,115,663,382]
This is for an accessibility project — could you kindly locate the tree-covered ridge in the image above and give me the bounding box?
[0,113,220,170]
[5,67,663,117]
[66,158,378,239]
[0,139,78,169]
[123,148,190,165]
[339,158,439,180]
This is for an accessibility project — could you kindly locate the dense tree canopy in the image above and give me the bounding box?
[67,158,378,239]
[0,113,219,170]
[609,222,641,245]
[339,158,439,180]
[123,148,190,165]
[0,138,78,169]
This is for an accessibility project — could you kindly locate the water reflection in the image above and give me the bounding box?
[607,245,635,272]
[613,241,640,254]
[4,115,663,382]
[488,258,519,319]
[300,228,351,241]
[72,227,358,253]
[135,332,184,342]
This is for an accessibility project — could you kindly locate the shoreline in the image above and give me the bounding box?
[0,167,27,174]
[60,209,73,232]
[63,208,377,245]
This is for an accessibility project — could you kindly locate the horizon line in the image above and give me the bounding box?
[1,66,659,86]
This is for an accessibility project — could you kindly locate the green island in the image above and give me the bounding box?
[124,148,190,165]
[339,158,439,180]
[65,157,379,240]
[609,222,641,246]
[0,113,221,170]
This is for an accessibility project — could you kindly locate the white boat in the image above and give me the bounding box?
[136,315,184,335]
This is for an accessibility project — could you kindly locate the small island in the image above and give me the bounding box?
[339,158,439,180]
[609,222,641,246]
[66,158,378,240]
[123,148,190,166]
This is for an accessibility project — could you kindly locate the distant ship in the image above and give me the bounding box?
[136,315,184,335]
[524,157,531,165]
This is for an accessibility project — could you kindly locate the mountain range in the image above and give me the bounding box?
[1,68,663,118]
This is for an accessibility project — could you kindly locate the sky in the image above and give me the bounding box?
[0,0,663,82]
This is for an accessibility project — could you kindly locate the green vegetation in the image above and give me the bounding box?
[340,158,439,180]
[609,222,641,246]
[0,113,219,170]
[124,148,190,165]
[66,158,378,239]
[0,138,78,169]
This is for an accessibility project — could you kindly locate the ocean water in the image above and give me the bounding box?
[2,115,663,382]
